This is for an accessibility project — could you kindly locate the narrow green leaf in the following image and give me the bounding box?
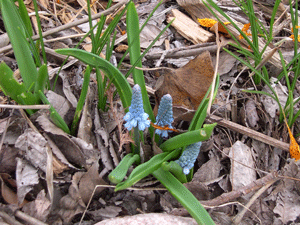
[71,66,91,135]
[152,168,215,225]
[39,91,70,134]
[34,64,48,99]
[126,2,154,122]
[17,0,33,37]
[161,161,187,183]
[108,153,140,184]
[0,62,27,101]
[0,0,37,89]
[115,149,180,191]
[159,123,217,152]
[55,48,132,110]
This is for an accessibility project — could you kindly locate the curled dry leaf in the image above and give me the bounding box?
[245,99,259,129]
[229,141,256,190]
[155,51,214,121]
[140,23,168,48]
[22,190,51,223]
[36,114,86,168]
[78,163,106,205]
[193,157,222,183]
[16,158,39,205]
[0,146,18,174]
[0,173,18,205]
[260,78,288,118]
[46,90,72,122]
[267,161,300,223]
[15,128,48,173]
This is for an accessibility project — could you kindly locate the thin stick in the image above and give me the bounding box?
[201,172,278,207]
[207,24,223,115]
[44,33,88,43]
[0,104,50,109]
[208,114,290,152]
[233,179,276,224]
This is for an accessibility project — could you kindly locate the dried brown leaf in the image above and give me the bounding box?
[155,51,214,121]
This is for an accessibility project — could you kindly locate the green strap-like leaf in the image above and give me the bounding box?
[0,0,37,89]
[152,168,215,225]
[0,62,27,101]
[115,149,180,191]
[55,49,132,110]
[126,2,154,122]
[71,66,91,135]
[159,123,217,152]
[108,153,140,184]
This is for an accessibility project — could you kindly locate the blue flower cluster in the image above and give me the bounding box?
[123,84,150,131]
[176,142,202,175]
[155,94,174,137]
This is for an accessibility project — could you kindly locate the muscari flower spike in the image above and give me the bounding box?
[123,84,150,131]
[176,142,202,175]
[155,94,174,137]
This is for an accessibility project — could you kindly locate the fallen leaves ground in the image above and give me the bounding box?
[0,0,300,224]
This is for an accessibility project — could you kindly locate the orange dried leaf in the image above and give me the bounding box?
[285,120,300,161]
[239,23,251,39]
[197,18,230,34]
[197,18,217,28]
[150,121,179,133]
[216,22,230,34]
[289,26,300,42]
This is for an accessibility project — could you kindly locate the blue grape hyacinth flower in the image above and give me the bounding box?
[155,94,174,137]
[176,142,202,175]
[124,84,150,131]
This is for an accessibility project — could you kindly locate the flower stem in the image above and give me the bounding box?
[133,127,140,154]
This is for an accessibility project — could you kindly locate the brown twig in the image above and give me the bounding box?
[170,172,278,218]
[14,210,47,225]
[201,172,278,207]
[144,44,218,60]
[208,114,290,152]
[232,178,277,224]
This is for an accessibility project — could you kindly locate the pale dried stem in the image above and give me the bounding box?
[0,104,51,109]
[14,210,47,225]
[233,179,277,224]
[208,114,290,152]
[207,23,221,115]
[201,172,278,207]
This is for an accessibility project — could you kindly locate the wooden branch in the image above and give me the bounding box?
[201,172,278,207]
[170,172,278,217]
[208,114,290,152]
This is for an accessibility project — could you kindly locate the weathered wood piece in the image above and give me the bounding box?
[177,0,283,69]
[166,9,214,44]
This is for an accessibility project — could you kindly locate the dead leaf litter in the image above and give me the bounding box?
[1,0,300,224]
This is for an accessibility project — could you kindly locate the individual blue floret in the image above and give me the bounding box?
[175,142,202,175]
[124,84,150,131]
[155,94,174,137]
